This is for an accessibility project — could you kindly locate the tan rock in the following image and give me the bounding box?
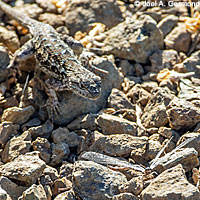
[1,106,35,125]
[0,151,46,185]
[89,134,148,157]
[96,113,137,135]
[2,131,32,162]
[141,164,200,200]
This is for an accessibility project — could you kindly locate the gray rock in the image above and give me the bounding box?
[53,55,123,125]
[0,176,27,199]
[108,88,135,110]
[101,15,163,63]
[0,46,10,82]
[182,50,200,74]
[89,134,148,157]
[51,127,82,148]
[0,122,19,145]
[167,98,200,130]
[72,160,127,199]
[28,120,53,139]
[19,184,47,200]
[0,151,46,185]
[2,131,32,162]
[21,118,41,131]
[50,142,70,166]
[158,14,178,37]
[1,106,35,125]
[67,113,98,131]
[141,164,200,200]
[177,132,200,156]
[165,23,191,53]
[141,87,174,128]
[64,0,123,35]
[149,49,179,72]
[0,187,11,200]
[32,137,51,163]
[152,147,199,173]
[96,113,137,135]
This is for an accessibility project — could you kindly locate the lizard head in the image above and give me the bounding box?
[68,68,101,100]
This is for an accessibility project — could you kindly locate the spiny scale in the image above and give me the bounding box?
[0,0,102,109]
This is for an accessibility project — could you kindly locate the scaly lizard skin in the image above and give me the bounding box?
[0,0,101,116]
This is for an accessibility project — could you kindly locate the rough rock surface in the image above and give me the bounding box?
[64,0,123,35]
[141,164,200,200]
[1,106,35,125]
[167,98,200,130]
[0,152,46,185]
[89,134,148,157]
[96,113,138,135]
[101,15,163,63]
[72,161,127,200]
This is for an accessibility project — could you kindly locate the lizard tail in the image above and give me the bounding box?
[0,0,36,29]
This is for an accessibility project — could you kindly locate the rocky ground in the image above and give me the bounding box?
[0,0,200,199]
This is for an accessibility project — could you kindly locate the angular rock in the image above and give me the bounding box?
[50,143,70,166]
[157,14,178,37]
[0,187,11,200]
[39,13,65,28]
[0,152,46,185]
[119,176,143,196]
[141,87,174,128]
[52,177,72,196]
[67,113,98,131]
[59,163,74,181]
[0,176,27,199]
[152,147,199,173]
[177,132,200,156]
[108,88,135,110]
[72,160,127,200]
[28,120,53,139]
[0,46,10,82]
[53,55,123,125]
[141,164,200,200]
[182,50,200,75]
[0,26,20,53]
[96,113,137,135]
[32,137,51,163]
[19,184,47,200]
[51,127,82,147]
[54,189,76,200]
[21,118,41,131]
[158,126,180,141]
[165,23,191,53]
[1,106,35,125]
[36,0,57,13]
[64,0,123,35]
[0,122,19,145]
[126,84,150,107]
[2,131,32,162]
[112,193,139,200]
[149,49,179,72]
[167,98,200,130]
[101,15,163,63]
[89,134,148,157]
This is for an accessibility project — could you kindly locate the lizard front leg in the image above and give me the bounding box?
[8,39,34,68]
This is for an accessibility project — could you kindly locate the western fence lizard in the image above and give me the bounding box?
[0,0,102,118]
